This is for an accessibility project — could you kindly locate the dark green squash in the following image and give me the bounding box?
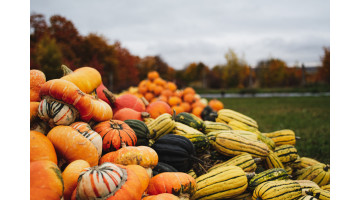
[201,105,218,122]
[248,168,290,191]
[151,134,197,172]
[175,112,205,132]
[152,162,178,176]
[124,119,150,146]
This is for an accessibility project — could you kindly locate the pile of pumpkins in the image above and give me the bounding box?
[30,66,330,200]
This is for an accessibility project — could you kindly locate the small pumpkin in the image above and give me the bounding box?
[142,193,180,200]
[113,108,150,121]
[30,160,64,200]
[30,69,46,102]
[93,119,137,153]
[60,66,102,94]
[103,88,146,113]
[62,160,90,200]
[208,99,224,111]
[147,172,197,199]
[146,101,173,119]
[30,130,57,164]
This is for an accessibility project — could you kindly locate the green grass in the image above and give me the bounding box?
[213,96,330,164]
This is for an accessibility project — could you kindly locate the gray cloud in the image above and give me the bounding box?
[31,0,329,69]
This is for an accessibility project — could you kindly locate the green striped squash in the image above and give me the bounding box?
[191,166,248,200]
[172,122,209,153]
[248,168,290,191]
[263,150,285,169]
[208,153,257,173]
[274,144,299,165]
[124,119,150,146]
[175,112,205,132]
[263,129,296,146]
[293,180,320,195]
[252,180,302,200]
[204,121,232,134]
[297,164,330,186]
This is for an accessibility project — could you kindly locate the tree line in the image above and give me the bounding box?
[31,13,330,93]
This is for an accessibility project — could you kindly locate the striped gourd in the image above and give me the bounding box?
[299,157,322,169]
[228,120,260,134]
[297,164,330,186]
[293,180,320,195]
[209,130,259,141]
[285,165,293,176]
[289,155,302,169]
[262,129,296,146]
[191,166,248,200]
[147,113,175,141]
[124,119,150,146]
[208,153,258,173]
[320,184,330,191]
[299,195,319,200]
[187,169,197,179]
[172,122,210,153]
[252,180,302,200]
[264,150,285,169]
[207,131,270,158]
[144,117,154,125]
[274,145,299,165]
[38,98,78,126]
[306,187,330,200]
[70,122,102,158]
[257,133,276,150]
[204,121,232,134]
[231,192,252,200]
[175,112,205,132]
[217,109,258,129]
[248,168,290,191]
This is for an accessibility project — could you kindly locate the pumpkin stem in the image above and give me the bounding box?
[253,158,262,164]
[209,112,218,118]
[295,136,301,140]
[323,165,330,171]
[141,112,151,119]
[103,88,117,106]
[141,97,149,106]
[246,172,256,180]
[61,64,73,76]
[121,142,127,148]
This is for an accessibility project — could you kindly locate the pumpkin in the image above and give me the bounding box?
[153,162,178,176]
[62,160,90,200]
[147,172,197,199]
[192,106,204,118]
[166,82,177,92]
[47,126,99,167]
[183,87,196,96]
[172,106,184,115]
[93,120,137,153]
[30,102,49,134]
[146,101,173,119]
[148,71,160,81]
[151,135,196,172]
[30,160,64,200]
[126,165,151,194]
[60,66,102,94]
[38,79,113,126]
[103,88,146,113]
[30,130,57,164]
[183,93,195,104]
[143,194,180,200]
[124,119,151,146]
[180,102,191,113]
[168,96,182,107]
[99,144,158,177]
[70,122,103,158]
[74,162,146,200]
[95,82,111,105]
[208,99,224,111]
[113,108,150,121]
[30,69,46,102]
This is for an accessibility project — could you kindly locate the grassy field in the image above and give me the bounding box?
[212,96,330,164]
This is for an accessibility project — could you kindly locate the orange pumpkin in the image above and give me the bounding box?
[148,71,160,81]
[191,100,206,109]
[168,96,182,107]
[192,106,204,118]
[61,66,102,94]
[183,93,195,104]
[70,122,103,158]
[145,92,155,102]
[30,69,46,102]
[30,130,57,164]
[180,102,191,113]
[62,160,90,200]
[113,108,150,121]
[154,78,166,86]
[142,194,180,200]
[148,82,157,92]
[183,87,196,96]
[146,101,173,119]
[125,165,151,194]
[209,99,224,111]
[166,82,177,92]
[158,95,168,102]
[30,160,64,200]
[74,163,146,200]
[172,106,184,115]
[103,89,146,113]
[161,89,173,98]
[147,172,197,198]
[93,120,137,153]
[47,126,99,167]
[154,85,164,96]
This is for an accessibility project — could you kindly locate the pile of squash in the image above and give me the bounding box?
[30,66,330,200]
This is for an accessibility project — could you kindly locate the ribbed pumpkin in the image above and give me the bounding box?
[147,172,197,199]
[142,193,180,200]
[70,121,102,158]
[62,160,90,200]
[30,160,64,200]
[99,144,158,177]
[124,119,151,146]
[74,162,147,200]
[94,119,137,153]
[60,66,102,94]
[47,126,99,167]
[30,69,46,102]
[151,135,196,172]
[30,130,57,164]
[153,162,178,176]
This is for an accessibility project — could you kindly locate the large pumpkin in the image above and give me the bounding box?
[74,162,147,200]
[30,130,57,164]
[30,160,64,200]
[61,66,102,94]
[147,172,197,199]
[30,69,46,102]
[62,160,90,200]
[94,120,137,153]
[47,126,99,167]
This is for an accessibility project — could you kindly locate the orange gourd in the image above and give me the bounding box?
[30,69,46,102]
[93,120,137,153]
[183,87,196,96]
[148,71,160,81]
[61,66,102,94]
[168,96,182,107]
[142,194,180,200]
[147,172,197,199]
[30,130,57,164]
[62,160,90,200]
[70,122,103,158]
[166,82,177,92]
[180,102,191,113]
[192,106,204,118]
[30,160,64,200]
[113,108,150,121]
[47,126,99,167]
[172,106,184,115]
[209,99,224,111]
[146,101,173,119]
[183,93,195,104]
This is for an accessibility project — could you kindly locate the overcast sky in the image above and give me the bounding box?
[30,0,329,69]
